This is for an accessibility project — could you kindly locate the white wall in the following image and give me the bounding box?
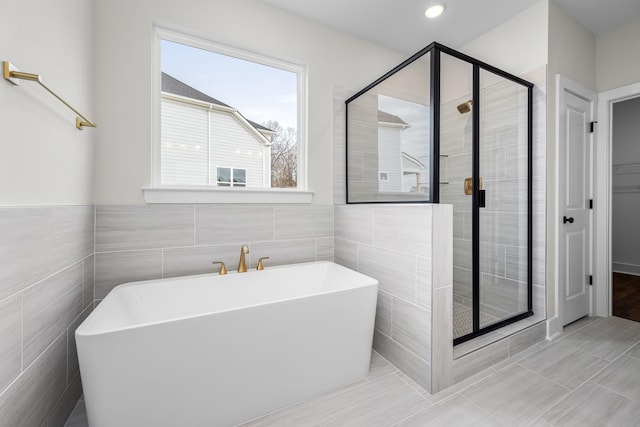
[462,0,548,75]
[93,0,406,205]
[547,0,596,320]
[0,1,95,424]
[611,97,640,274]
[596,16,640,92]
[0,0,94,205]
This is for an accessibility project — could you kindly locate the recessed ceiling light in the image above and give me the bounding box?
[425,2,446,19]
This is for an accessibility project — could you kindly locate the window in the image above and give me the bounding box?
[148,27,310,203]
[216,167,246,187]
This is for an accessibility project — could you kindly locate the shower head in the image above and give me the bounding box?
[457,99,473,114]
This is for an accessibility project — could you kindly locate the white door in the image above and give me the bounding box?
[558,79,595,326]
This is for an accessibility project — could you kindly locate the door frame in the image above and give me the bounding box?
[553,75,596,336]
[594,81,640,318]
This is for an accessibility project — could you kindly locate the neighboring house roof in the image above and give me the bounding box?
[378,110,411,129]
[161,72,274,134]
[402,152,427,170]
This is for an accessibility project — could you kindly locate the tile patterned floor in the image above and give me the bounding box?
[65,316,640,427]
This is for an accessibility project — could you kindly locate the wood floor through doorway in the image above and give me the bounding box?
[613,272,640,322]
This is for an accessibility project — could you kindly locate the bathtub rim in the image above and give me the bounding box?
[77,261,378,338]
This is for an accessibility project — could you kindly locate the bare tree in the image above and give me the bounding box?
[264,120,297,188]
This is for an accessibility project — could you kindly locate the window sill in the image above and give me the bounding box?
[142,187,313,204]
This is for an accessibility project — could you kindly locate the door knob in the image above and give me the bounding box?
[563,216,574,224]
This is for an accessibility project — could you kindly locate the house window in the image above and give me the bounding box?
[152,27,307,197]
[216,167,246,187]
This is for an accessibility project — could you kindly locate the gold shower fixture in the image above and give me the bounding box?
[457,99,473,114]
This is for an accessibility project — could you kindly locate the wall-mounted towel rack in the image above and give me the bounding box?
[2,61,96,129]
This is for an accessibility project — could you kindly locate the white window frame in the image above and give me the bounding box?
[216,167,247,187]
[145,25,311,204]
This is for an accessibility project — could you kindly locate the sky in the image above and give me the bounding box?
[161,40,298,130]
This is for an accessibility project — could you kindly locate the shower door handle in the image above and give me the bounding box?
[478,190,486,208]
[563,216,574,224]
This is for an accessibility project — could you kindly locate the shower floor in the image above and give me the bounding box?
[453,302,500,339]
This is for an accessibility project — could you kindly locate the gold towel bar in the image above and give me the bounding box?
[2,61,96,129]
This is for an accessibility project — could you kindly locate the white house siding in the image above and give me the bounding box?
[209,111,266,188]
[378,126,403,192]
[402,156,427,193]
[161,99,209,185]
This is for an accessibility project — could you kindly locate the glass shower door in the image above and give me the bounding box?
[478,69,530,328]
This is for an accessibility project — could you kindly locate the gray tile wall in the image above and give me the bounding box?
[94,204,334,299]
[333,203,453,394]
[452,320,547,383]
[1,202,334,426]
[335,88,454,394]
[335,204,435,391]
[0,206,94,427]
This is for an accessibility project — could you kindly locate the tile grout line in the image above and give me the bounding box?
[93,205,97,305]
[457,393,508,427]
[65,328,70,387]
[81,260,86,318]
[515,362,573,391]
[49,370,83,426]
[272,205,276,243]
[414,255,419,305]
[0,329,66,400]
[393,371,430,399]
[366,368,400,383]
[389,404,430,427]
[514,325,640,422]
[593,377,640,406]
[431,367,498,403]
[20,293,24,374]
[1,254,92,305]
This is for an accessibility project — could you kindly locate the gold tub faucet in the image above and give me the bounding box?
[211,261,227,275]
[257,257,270,271]
[238,245,249,273]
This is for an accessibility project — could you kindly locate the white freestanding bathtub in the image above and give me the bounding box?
[76,261,378,427]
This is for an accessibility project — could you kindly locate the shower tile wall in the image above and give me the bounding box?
[334,204,455,393]
[346,91,380,202]
[0,206,94,427]
[93,204,334,299]
[334,89,453,393]
[443,66,547,332]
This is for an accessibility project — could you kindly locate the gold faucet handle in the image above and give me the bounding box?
[257,257,270,271]
[211,261,227,275]
[464,177,484,195]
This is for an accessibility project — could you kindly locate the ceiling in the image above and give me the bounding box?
[260,0,640,54]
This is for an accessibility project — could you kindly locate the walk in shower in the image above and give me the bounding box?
[345,43,533,344]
